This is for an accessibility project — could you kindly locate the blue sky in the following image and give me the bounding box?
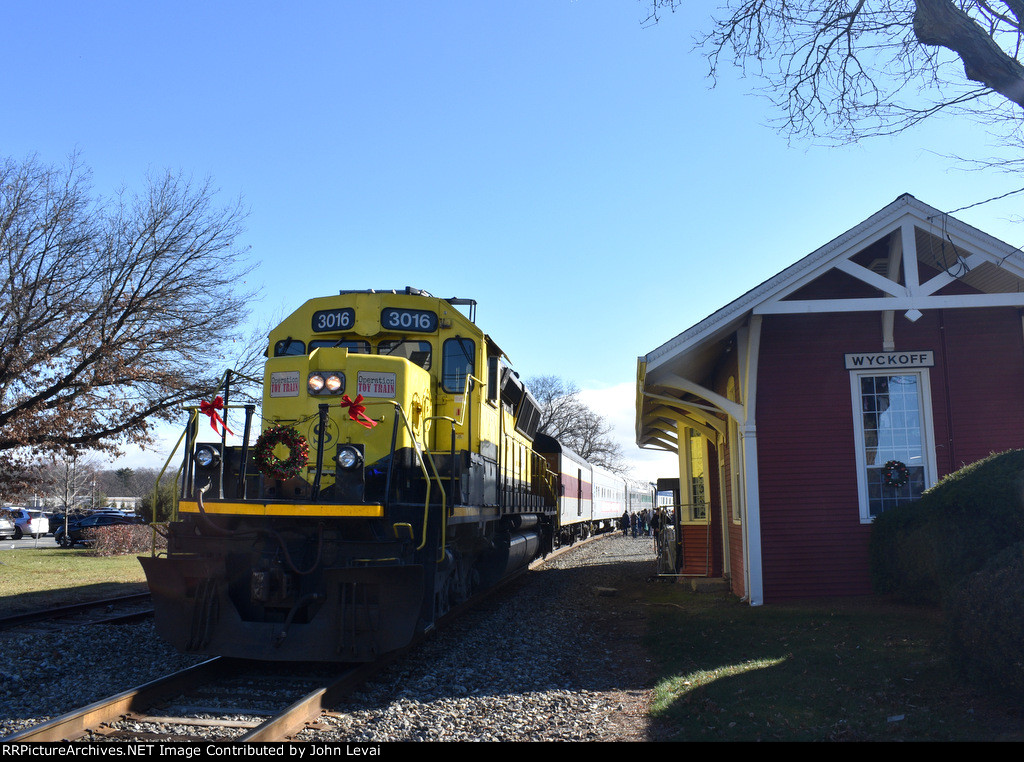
[4,2,1022,480]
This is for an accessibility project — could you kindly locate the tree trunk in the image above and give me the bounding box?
[913,0,1024,110]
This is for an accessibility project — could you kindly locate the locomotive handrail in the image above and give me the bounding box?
[193,368,261,500]
[361,398,448,560]
[150,414,193,526]
[423,372,482,440]
[149,368,261,524]
[175,399,257,513]
[531,451,559,506]
[422,373,482,513]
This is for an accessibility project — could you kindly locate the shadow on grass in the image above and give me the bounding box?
[1,579,149,618]
[1,580,150,617]
[641,586,1024,741]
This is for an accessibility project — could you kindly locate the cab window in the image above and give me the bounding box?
[487,356,500,404]
[274,338,305,356]
[309,339,371,354]
[379,339,432,370]
[442,337,475,393]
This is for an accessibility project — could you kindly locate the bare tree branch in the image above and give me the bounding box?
[645,1,1024,149]
[527,375,629,474]
[0,154,256,457]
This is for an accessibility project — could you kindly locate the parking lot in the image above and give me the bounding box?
[1,509,145,550]
[0,535,59,551]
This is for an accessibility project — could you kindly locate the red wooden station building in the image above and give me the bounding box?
[635,194,1024,604]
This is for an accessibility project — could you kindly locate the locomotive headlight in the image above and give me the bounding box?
[336,445,363,470]
[324,373,343,393]
[308,372,344,395]
[195,444,221,469]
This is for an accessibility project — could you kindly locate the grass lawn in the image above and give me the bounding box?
[642,583,1024,742]
[0,548,149,616]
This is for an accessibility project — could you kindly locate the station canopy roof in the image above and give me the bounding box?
[635,193,1024,454]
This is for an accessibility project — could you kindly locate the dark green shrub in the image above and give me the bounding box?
[869,449,1024,603]
[138,480,178,523]
[945,542,1024,699]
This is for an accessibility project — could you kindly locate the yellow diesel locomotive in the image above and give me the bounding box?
[140,288,557,662]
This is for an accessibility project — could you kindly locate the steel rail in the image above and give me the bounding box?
[4,533,611,744]
[0,592,152,631]
[238,661,390,742]
[2,658,227,743]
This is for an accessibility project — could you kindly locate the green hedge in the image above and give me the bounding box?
[945,542,1024,699]
[869,449,1024,604]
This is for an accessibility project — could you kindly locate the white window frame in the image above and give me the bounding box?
[849,368,938,523]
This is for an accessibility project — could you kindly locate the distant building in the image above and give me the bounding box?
[25,495,141,512]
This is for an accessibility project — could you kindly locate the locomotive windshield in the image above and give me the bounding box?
[309,339,371,354]
[274,335,431,370]
[273,337,305,356]
[378,339,432,370]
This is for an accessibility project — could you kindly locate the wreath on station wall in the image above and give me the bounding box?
[882,459,910,489]
[254,425,310,480]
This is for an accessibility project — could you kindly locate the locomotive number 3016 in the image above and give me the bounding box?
[311,308,355,333]
[381,308,437,333]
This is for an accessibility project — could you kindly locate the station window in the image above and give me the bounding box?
[442,337,475,393]
[686,429,707,522]
[850,370,936,521]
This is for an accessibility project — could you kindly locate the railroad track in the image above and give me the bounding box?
[0,593,153,632]
[3,579,518,743]
[3,656,383,743]
[4,535,605,743]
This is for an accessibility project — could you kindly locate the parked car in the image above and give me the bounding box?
[55,513,144,548]
[8,508,49,539]
[90,509,139,518]
[0,512,15,540]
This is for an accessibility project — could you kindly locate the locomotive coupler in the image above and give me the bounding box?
[274,593,325,647]
[250,564,295,606]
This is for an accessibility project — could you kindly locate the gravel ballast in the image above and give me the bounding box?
[1,533,659,742]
